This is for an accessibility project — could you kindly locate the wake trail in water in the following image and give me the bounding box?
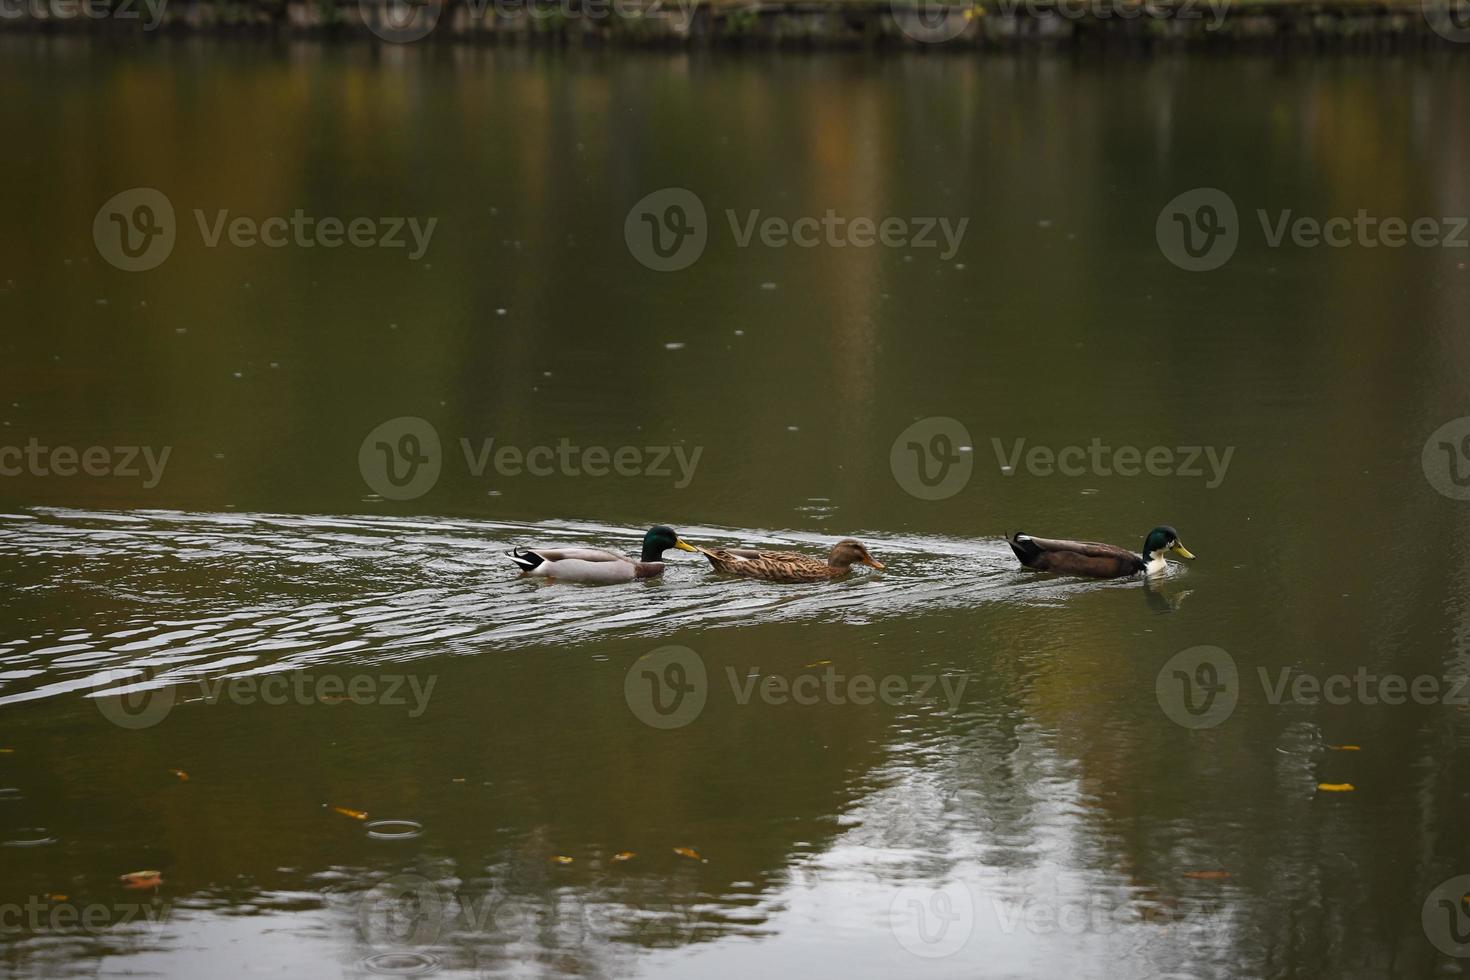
[0,507,1131,707]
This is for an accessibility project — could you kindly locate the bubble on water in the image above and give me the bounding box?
[361,952,440,976]
[365,819,423,841]
[759,282,777,290]
[664,342,686,350]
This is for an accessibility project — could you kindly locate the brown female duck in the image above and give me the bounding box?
[697,538,884,583]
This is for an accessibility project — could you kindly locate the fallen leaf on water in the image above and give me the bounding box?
[673,847,705,862]
[47,894,68,901]
[1183,870,1231,880]
[331,806,369,821]
[550,855,574,865]
[0,748,13,754]
[119,871,163,889]
[804,660,832,669]
[1317,783,1355,792]
[1326,744,1361,751]
[451,778,466,784]
[611,851,636,862]
[169,769,189,781]
[319,696,351,704]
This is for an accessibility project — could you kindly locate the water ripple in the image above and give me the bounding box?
[0,507,1168,708]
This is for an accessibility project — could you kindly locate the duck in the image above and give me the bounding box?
[507,525,697,583]
[696,538,885,583]
[1008,525,1195,579]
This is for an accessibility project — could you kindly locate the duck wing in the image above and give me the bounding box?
[697,546,833,582]
[1008,531,1144,579]
[507,546,631,573]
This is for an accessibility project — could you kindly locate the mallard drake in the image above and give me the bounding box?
[1008,526,1195,579]
[696,538,884,583]
[507,525,697,584]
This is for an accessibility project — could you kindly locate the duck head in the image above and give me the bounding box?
[1143,526,1195,566]
[828,539,885,570]
[641,525,698,562]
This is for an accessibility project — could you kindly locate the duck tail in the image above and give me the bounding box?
[507,548,543,572]
[1008,531,1040,563]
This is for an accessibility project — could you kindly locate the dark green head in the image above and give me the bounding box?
[1143,525,1195,561]
[641,525,697,563]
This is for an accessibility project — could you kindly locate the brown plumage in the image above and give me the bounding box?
[1008,532,1146,579]
[697,539,884,583]
[1008,526,1195,580]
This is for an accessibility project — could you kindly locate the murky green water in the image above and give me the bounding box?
[3,36,1470,980]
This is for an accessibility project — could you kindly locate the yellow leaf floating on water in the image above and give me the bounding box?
[550,855,574,865]
[331,806,369,821]
[1326,745,1361,751]
[119,871,163,890]
[47,894,68,902]
[0,748,14,754]
[804,660,832,669]
[170,769,189,781]
[673,847,705,862]
[1317,783,1356,792]
[1183,870,1231,880]
[611,851,636,862]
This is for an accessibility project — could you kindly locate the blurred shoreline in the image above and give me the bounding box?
[2,0,1467,50]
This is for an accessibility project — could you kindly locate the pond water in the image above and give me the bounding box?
[2,36,1470,980]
